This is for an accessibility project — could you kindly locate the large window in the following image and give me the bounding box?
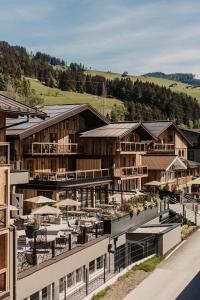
[67,272,75,288]
[89,260,95,274]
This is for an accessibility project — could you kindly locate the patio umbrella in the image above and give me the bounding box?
[187,177,200,185]
[24,196,56,205]
[144,181,162,186]
[54,199,81,207]
[31,205,61,215]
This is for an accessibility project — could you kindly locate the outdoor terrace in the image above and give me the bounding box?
[23,142,79,155]
[119,142,147,153]
[148,143,175,153]
[31,168,111,183]
[117,166,148,178]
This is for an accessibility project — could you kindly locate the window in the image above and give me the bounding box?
[89,260,95,274]
[59,277,66,293]
[97,256,104,270]
[42,287,48,300]
[188,150,194,161]
[67,272,75,288]
[76,267,83,283]
[30,292,39,300]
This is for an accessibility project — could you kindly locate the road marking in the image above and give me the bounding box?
[165,240,186,260]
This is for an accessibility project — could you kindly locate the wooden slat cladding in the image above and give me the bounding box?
[76,159,101,170]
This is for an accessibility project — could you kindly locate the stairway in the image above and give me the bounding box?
[169,200,200,225]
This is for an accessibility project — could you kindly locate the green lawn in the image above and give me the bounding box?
[28,78,123,116]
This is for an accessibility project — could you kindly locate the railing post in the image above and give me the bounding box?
[52,240,55,258]
[182,204,185,225]
[85,268,89,296]
[103,255,106,283]
[32,231,37,266]
[68,233,72,250]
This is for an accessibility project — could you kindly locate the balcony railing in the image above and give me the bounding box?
[32,168,110,182]
[0,207,7,229]
[120,142,147,153]
[119,166,148,178]
[23,142,79,155]
[0,143,10,165]
[148,143,175,153]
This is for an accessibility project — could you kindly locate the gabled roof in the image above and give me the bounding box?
[6,104,109,139]
[80,122,157,139]
[142,155,187,171]
[0,94,46,118]
[143,121,192,146]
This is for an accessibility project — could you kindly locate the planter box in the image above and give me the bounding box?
[104,206,159,237]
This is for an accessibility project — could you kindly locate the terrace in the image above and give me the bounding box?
[23,142,79,155]
[119,142,147,153]
[148,143,175,153]
[31,168,111,184]
[15,194,167,275]
[119,166,148,178]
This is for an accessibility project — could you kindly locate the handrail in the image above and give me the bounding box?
[120,165,148,177]
[33,168,110,181]
[148,143,175,152]
[120,142,147,152]
[24,142,79,155]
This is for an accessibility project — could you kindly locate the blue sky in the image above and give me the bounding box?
[1,0,200,75]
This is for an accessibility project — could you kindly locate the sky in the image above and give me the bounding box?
[1,0,200,75]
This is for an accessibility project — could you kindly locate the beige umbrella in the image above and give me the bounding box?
[24,196,56,205]
[54,199,81,207]
[31,205,61,215]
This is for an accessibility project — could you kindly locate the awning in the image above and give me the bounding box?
[54,199,81,207]
[144,181,162,186]
[187,178,200,185]
[31,205,61,215]
[24,196,56,205]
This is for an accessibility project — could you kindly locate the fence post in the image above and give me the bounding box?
[85,268,89,296]
[69,233,72,250]
[104,255,106,283]
[32,231,37,266]
[182,204,185,225]
[52,240,55,258]
[195,204,197,226]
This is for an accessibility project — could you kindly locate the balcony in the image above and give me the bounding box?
[0,143,9,165]
[148,143,175,153]
[0,207,7,229]
[32,169,111,185]
[23,142,79,155]
[117,166,148,178]
[119,142,147,153]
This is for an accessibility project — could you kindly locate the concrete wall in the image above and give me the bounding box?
[16,236,110,300]
[158,225,181,256]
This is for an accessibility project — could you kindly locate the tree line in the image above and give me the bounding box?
[0,41,200,126]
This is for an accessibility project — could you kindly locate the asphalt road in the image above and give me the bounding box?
[124,230,200,300]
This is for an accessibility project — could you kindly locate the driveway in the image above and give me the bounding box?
[124,230,200,300]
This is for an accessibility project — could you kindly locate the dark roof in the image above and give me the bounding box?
[6,104,109,139]
[142,155,187,170]
[143,121,192,146]
[0,94,45,118]
[80,122,157,139]
[182,159,200,169]
[142,121,173,137]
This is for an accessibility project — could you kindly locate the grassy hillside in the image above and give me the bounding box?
[86,70,200,102]
[28,78,123,115]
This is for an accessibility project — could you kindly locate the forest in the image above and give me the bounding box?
[0,41,200,126]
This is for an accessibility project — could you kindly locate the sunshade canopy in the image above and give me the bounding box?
[144,181,162,186]
[31,205,61,215]
[54,199,81,207]
[24,196,56,204]
[187,178,200,185]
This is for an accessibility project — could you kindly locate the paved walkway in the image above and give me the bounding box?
[124,230,200,300]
